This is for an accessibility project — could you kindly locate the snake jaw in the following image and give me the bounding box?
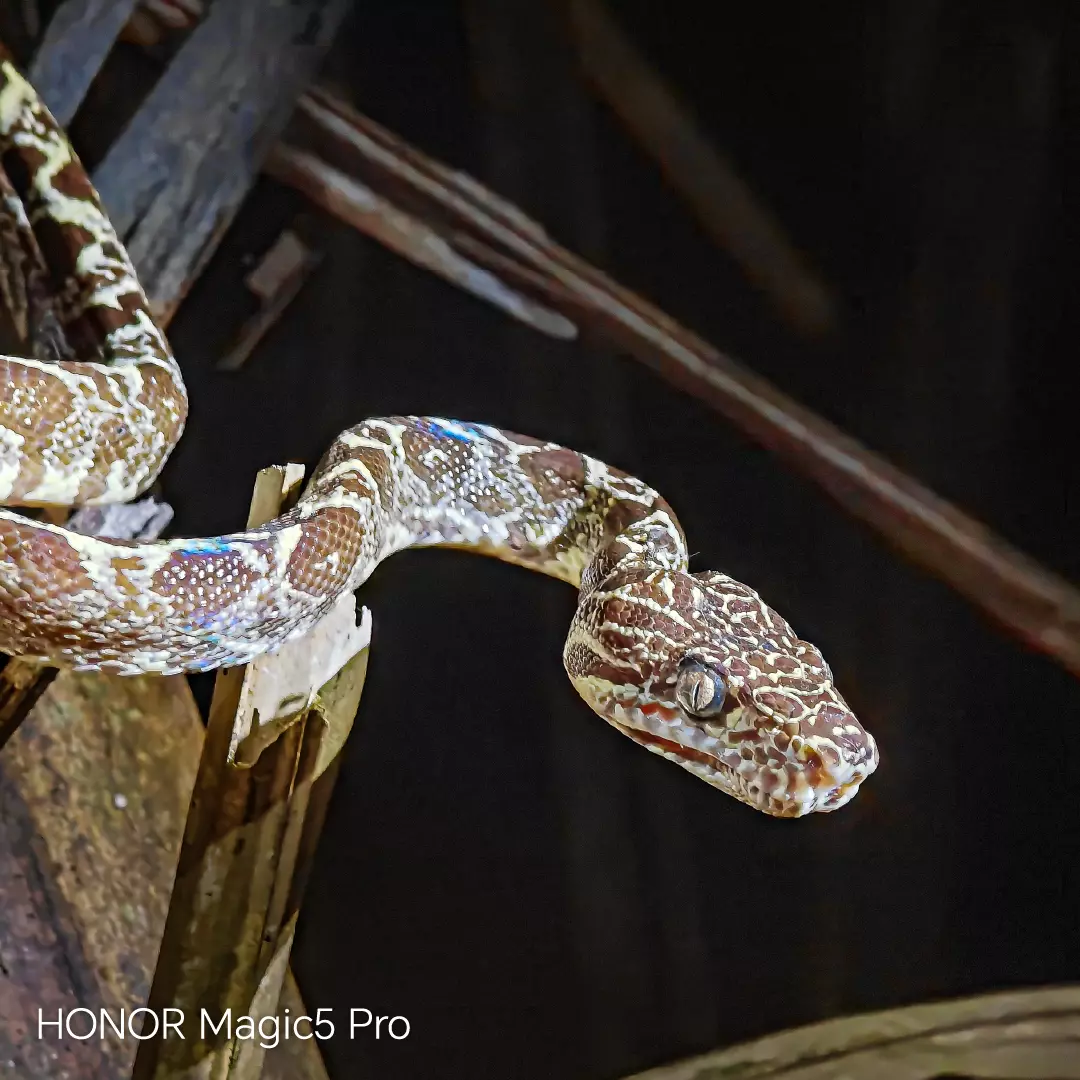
[576,680,875,817]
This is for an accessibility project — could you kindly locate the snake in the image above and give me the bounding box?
[0,60,877,817]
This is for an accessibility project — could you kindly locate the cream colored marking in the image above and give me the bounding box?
[0,426,25,501]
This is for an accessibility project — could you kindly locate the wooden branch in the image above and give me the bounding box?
[90,0,353,322]
[131,462,369,1080]
[0,455,332,1080]
[273,86,1080,680]
[28,0,140,125]
[122,1,204,49]
[620,985,1080,1079]
[18,0,350,319]
[266,143,577,339]
[560,0,838,338]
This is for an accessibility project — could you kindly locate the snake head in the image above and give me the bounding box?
[564,567,878,816]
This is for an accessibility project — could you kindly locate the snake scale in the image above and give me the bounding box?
[0,60,877,816]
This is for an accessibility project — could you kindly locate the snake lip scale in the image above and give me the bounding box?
[0,60,878,817]
[587,678,872,817]
[610,719,866,818]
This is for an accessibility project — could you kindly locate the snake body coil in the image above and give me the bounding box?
[0,61,877,816]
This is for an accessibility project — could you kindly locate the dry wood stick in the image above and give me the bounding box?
[27,0,140,125]
[88,0,352,322]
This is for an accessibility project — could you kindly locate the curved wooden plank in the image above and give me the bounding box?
[621,986,1080,1080]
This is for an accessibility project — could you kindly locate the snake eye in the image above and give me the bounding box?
[675,656,727,716]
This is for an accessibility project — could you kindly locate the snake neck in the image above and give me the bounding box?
[299,418,691,595]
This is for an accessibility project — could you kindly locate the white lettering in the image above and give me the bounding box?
[162,1008,185,1039]
[314,1008,334,1039]
[99,1010,125,1040]
[257,1015,279,1049]
[65,1008,96,1040]
[128,1008,159,1040]
[38,1010,63,1038]
[349,1010,409,1039]
[201,1009,232,1039]
[350,1008,372,1036]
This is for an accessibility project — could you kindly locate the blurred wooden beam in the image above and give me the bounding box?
[90,0,353,323]
[619,984,1080,1080]
[560,0,838,337]
[0,672,205,1077]
[27,0,139,125]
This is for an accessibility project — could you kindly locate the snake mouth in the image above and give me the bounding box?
[613,721,727,772]
[609,714,794,815]
[610,716,850,817]
[603,702,764,804]
[572,677,870,816]
[604,701,865,817]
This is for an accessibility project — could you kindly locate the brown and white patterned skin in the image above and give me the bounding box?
[0,62,877,816]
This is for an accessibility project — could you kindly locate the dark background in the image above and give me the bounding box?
[157,2,1077,1077]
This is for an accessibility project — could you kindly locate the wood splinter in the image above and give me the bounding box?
[218,225,324,372]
